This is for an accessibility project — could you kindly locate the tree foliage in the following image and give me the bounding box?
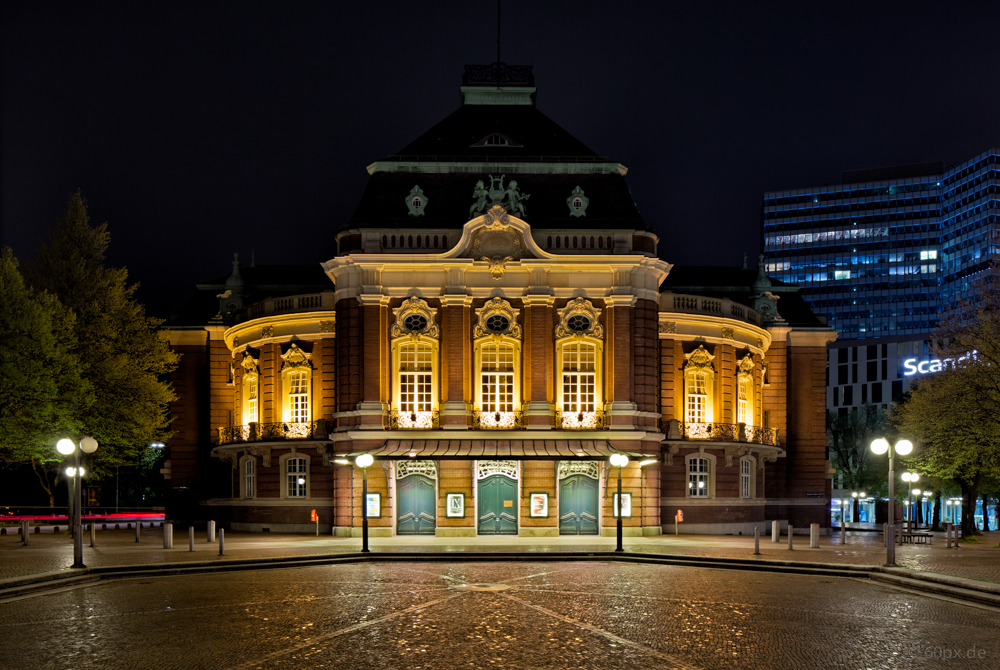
[20,191,178,486]
[893,276,1000,536]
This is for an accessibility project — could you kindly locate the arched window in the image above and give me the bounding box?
[554,298,605,429]
[683,346,716,433]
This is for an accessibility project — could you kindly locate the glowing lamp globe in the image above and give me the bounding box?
[80,437,98,454]
[870,438,889,455]
[901,473,912,482]
[860,492,866,497]
[913,489,921,496]
[356,454,374,468]
[895,440,913,455]
[56,439,76,455]
[65,467,76,477]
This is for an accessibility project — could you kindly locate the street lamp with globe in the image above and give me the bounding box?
[870,438,912,567]
[355,454,374,553]
[609,453,629,552]
[902,472,920,533]
[56,436,98,568]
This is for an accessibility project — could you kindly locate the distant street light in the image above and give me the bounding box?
[56,437,98,568]
[609,453,629,552]
[901,472,920,533]
[870,438,912,567]
[355,454,374,553]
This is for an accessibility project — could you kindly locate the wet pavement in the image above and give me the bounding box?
[1,560,998,669]
[3,527,1000,585]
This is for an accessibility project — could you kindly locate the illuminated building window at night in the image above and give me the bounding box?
[737,354,754,426]
[686,453,713,498]
[740,456,756,499]
[683,346,716,431]
[554,299,604,429]
[390,297,440,428]
[283,455,308,498]
[738,378,750,425]
[241,353,260,425]
[399,343,433,414]
[280,344,312,431]
[473,298,522,428]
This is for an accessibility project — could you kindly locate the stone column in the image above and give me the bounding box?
[522,295,555,429]
[439,295,473,428]
[604,295,637,428]
[356,294,390,428]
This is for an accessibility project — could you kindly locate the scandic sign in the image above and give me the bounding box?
[902,351,978,377]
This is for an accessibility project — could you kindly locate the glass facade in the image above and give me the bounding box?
[763,149,999,340]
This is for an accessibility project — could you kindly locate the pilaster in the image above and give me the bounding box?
[522,294,555,429]
[440,294,473,428]
[357,294,390,428]
[605,295,637,429]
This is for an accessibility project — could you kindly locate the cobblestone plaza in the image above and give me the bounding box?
[2,559,998,670]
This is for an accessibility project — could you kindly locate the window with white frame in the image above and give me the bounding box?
[561,342,596,415]
[246,376,259,423]
[480,342,515,413]
[687,373,708,423]
[399,342,433,413]
[740,458,752,498]
[286,457,307,497]
[287,371,309,423]
[688,457,710,497]
[737,377,750,425]
[244,458,255,499]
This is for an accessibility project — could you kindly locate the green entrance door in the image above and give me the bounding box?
[478,475,518,535]
[396,475,436,535]
[559,474,599,535]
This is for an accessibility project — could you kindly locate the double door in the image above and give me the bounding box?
[559,474,599,535]
[477,475,517,535]
[396,475,436,535]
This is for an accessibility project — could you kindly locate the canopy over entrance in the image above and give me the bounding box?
[346,439,646,461]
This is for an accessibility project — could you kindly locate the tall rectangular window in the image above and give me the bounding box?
[287,457,307,497]
[686,373,708,423]
[481,343,514,413]
[737,378,751,425]
[562,342,596,414]
[244,459,255,499]
[740,459,751,498]
[688,458,709,497]
[287,372,309,423]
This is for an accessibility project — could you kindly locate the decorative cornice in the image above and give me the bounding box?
[555,297,603,340]
[473,297,521,340]
[390,296,439,339]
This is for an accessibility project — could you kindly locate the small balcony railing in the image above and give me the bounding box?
[472,409,523,430]
[662,419,779,446]
[388,409,440,430]
[555,409,606,430]
[217,419,328,445]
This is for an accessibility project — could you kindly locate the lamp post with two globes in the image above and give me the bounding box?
[869,437,912,567]
[609,453,629,552]
[355,454,374,553]
[56,437,98,569]
[901,472,920,533]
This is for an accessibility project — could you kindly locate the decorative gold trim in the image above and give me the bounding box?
[473,297,521,340]
[390,296,440,339]
[659,321,677,334]
[319,320,335,333]
[280,343,311,369]
[555,297,603,340]
[684,345,715,370]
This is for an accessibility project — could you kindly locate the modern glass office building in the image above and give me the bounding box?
[762,148,999,412]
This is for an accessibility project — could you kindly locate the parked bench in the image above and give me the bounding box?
[902,532,933,545]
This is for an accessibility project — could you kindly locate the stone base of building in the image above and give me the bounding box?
[333,526,353,537]
[518,528,559,537]
[642,526,662,536]
[601,527,643,537]
[351,527,392,538]
[231,522,332,533]
[663,521,829,536]
[435,528,476,537]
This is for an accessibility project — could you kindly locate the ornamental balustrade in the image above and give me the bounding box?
[661,419,778,446]
[472,409,524,430]
[555,409,606,430]
[661,292,763,327]
[388,409,440,430]
[237,292,334,323]
[217,419,328,445]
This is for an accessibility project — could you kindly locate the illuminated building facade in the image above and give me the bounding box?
[163,64,835,536]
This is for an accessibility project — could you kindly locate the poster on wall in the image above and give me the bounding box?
[529,493,549,518]
[446,493,465,518]
[365,493,381,518]
[613,493,632,518]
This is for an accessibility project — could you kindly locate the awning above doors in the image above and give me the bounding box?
[346,439,645,461]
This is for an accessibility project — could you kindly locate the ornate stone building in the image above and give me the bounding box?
[164,64,836,536]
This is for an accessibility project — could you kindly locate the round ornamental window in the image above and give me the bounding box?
[567,314,591,333]
[403,314,428,332]
[572,196,584,211]
[410,196,423,211]
[485,314,510,333]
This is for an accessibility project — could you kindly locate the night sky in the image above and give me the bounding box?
[3,2,998,317]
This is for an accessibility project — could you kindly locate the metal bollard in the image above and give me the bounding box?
[21,520,29,546]
[946,523,952,548]
[897,524,902,546]
[207,520,216,543]
[754,526,760,555]
[810,523,819,548]
[136,521,141,543]
[89,522,96,548]
[219,528,225,556]
[163,522,173,549]
[883,522,888,547]
[787,525,794,550]
[771,520,779,543]
[189,526,195,552]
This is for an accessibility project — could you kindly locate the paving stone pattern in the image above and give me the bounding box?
[1,561,998,669]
